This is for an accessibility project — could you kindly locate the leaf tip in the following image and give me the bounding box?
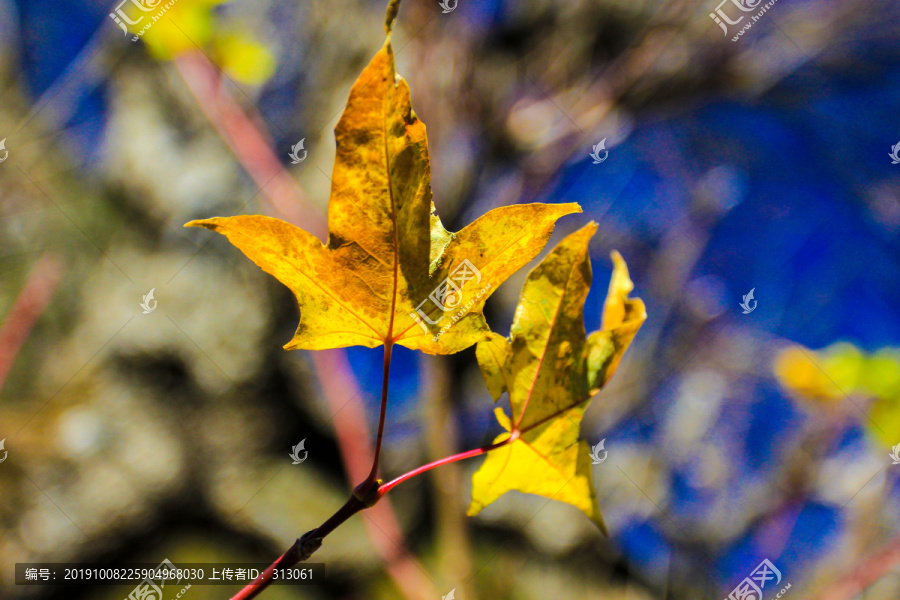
[184,218,221,231]
[561,202,583,216]
[493,406,512,431]
[385,0,402,35]
[606,249,637,302]
[574,220,599,240]
[552,220,597,257]
[589,250,646,386]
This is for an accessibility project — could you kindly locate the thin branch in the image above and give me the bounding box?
[0,253,63,394]
[809,534,900,600]
[231,431,514,599]
[422,356,477,600]
[365,341,394,486]
[379,436,512,496]
[229,495,367,600]
[173,52,326,239]
[313,350,438,600]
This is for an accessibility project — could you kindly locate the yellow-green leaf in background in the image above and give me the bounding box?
[468,223,646,532]
[773,343,864,404]
[212,32,277,86]
[116,0,275,85]
[774,343,900,446]
[187,30,579,355]
[134,0,224,58]
[864,350,900,445]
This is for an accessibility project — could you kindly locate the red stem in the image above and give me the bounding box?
[364,341,393,486]
[229,434,513,599]
[378,435,513,496]
[228,546,296,600]
[809,533,900,600]
[313,351,437,600]
[229,425,513,599]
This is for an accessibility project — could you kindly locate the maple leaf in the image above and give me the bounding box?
[186,35,579,355]
[468,222,646,532]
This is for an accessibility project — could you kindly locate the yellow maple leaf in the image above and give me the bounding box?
[186,31,579,354]
[469,223,646,533]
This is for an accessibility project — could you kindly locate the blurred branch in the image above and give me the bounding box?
[0,253,63,394]
[314,349,439,600]
[810,534,900,600]
[422,355,476,599]
[173,51,326,240]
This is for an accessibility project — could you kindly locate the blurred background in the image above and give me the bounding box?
[2,0,900,598]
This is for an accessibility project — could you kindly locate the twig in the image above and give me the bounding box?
[313,350,438,600]
[365,341,393,486]
[173,52,326,240]
[230,424,514,599]
[378,437,509,496]
[229,495,368,600]
[809,534,900,600]
[422,356,477,599]
[0,253,63,394]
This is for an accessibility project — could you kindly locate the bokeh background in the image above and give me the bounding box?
[2,0,900,598]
